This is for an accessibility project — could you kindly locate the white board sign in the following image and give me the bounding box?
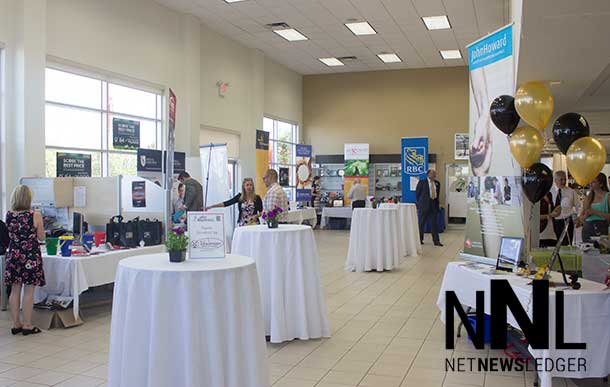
[187,212,226,259]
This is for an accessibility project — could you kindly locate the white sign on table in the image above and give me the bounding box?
[187,212,226,259]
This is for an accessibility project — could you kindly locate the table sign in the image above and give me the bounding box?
[188,212,226,259]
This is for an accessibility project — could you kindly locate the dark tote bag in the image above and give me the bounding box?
[121,217,140,248]
[138,219,163,246]
[106,215,124,246]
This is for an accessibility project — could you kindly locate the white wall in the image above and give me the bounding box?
[264,57,303,137]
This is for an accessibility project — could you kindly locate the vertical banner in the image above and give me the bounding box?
[164,89,177,233]
[256,130,270,198]
[401,137,428,203]
[295,145,313,202]
[344,144,369,206]
[463,24,526,261]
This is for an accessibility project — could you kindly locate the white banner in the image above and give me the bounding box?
[344,143,369,160]
[200,144,233,247]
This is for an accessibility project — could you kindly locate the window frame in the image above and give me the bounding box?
[263,115,299,201]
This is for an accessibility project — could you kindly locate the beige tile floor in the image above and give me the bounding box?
[0,228,605,387]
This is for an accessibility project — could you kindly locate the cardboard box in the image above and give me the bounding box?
[32,308,83,329]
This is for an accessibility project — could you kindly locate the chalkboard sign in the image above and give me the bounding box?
[113,118,140,150]
[57,153,91,177]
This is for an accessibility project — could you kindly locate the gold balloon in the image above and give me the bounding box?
[566,137,607,186]
[509,126,544,169]
[515,81,554,129]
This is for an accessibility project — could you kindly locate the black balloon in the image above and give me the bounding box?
[552,112,590,154]
[522,163,553,204]
[490,95,520,135]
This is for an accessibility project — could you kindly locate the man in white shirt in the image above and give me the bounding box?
[550,170,578,245]
[415,169,442,246]
[348,178,367,208]
[262,169,289,222]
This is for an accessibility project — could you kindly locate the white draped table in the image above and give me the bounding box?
[231,225,330,343]
[320,207,353,229]
[285,207,317,227]
[437,261,610,387]
[379,203,422,256]
[108,254,269,387]
[346,208,401,272]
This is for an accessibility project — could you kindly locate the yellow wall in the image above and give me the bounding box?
[303,66,469,201]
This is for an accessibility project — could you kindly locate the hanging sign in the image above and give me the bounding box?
[137,149,163,172]
[56,153,92,177]
[188,212,226,259]
[113,118,140,150]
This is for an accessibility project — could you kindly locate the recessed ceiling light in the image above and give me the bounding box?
[422,15,451,30]
[319,58,344,67]
[440,49,462,59]
[377,53,402,63]
[224,0,247,3]
[345,21,376,36]
[273,28,308,42]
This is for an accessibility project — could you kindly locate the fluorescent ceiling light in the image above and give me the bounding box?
[345,21,376,36]
[273,28,308,41]
[224,0,247,3]
[440,49,462,59]
[319,57,344,67]
[422,15,451,30]
[377,53,402,63]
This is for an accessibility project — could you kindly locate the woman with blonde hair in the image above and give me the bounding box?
[206,178,263,226]
[5,185,45,335]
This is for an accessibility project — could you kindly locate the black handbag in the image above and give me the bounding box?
[106,215,124,246]
[138,219,163,246]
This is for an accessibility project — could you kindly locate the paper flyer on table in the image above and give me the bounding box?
[188,212,226,259]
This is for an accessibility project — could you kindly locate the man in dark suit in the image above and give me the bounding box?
[416,169,443,246]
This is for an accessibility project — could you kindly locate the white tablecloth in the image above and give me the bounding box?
[231,225,330,343]
[437,261,610,387]
[379,203,422,256]
[285,208,317,227]
[346,208,401,272]
[34,245,165,319]
[320,206,352,228]
[108,254,269,387]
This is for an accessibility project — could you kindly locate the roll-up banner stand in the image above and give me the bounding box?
[255,130,270,198]
[343,144,369,206]
[401,137,428,204]
[164,89,177,236]
[296,145,313,202]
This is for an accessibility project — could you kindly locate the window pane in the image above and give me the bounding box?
[108,83,157,119]
[263,117,274,134]
[108,152,137,176]
[45,105,102,149]
[276,141,292,165]
[106,114,157,151]
[45,148,101,177]
[277,121,292,142]
[46,68,102,109]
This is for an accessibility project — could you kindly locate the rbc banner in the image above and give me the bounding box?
[401,137,428,203]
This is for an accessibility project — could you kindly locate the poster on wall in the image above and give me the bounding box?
[344,144,369,206]
[401,137,428,203]
[454,133,469,160]
[113,118,140,150]
[256,130,270,197]
[131,181,146,208]
[137,148,163,184]
[279,167,289,187]
[295,145,313,202]
[188,212,226,259]
[56,153,92,177]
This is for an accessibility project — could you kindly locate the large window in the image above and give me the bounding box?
[45,67,163,177]
[263,116,299,201]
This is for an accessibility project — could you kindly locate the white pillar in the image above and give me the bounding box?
[180,14,201,157]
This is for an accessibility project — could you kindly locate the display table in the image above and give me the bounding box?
[346,208,401,272]
[231,225,329,343]
[379,203,422,256]
[29,245,165,319]
[321,206,352,229]
[285,207,317,227]
[108,254,269,387]
[437,261,610,387]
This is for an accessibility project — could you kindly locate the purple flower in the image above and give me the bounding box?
[172,227,185,235]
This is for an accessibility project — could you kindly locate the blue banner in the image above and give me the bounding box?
[468,25,512,71]
[401,137,428,203]
[296,145,313,202]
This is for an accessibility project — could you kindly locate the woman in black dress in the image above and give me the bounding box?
[206,178,263,226]
[5,185,45,335]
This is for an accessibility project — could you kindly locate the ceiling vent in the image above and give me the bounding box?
[265,22,291,30]
[337,56,358,61]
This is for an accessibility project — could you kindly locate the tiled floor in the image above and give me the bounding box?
[0,228,606,386]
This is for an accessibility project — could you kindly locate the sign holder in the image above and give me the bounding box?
[187,212,226,259]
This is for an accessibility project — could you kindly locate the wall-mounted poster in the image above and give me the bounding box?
[132,181,146,208]
[113,118,140,150]
[455,133,469,160]
[56,153,92,177]
[279,167,289,187]
[188,212,226,259]
[295,144,313,202]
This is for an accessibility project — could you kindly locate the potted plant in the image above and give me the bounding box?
[262,207,283,229]
[166,227,188,262]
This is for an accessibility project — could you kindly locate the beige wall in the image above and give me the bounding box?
[303,66,469,199]
[264,57,303,138]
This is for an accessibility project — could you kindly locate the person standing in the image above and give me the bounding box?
[5,185,45,336]
[262,169,289,222]
[178,172,203,212]
[416,169,443,246]
[206,178,263,226]
[550,171,578,245]
[579,173,610,242]
[348,178,367,209]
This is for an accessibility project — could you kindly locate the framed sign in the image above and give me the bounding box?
[56,153,92,177]
[455,133,469,160]
[187,212,226,259]
[113,118,140,150]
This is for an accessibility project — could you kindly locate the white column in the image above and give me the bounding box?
[179,14,201,157]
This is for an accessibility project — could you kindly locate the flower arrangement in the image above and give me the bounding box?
[166,227,188,262]
[262,207,283,228]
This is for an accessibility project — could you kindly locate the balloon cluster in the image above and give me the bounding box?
[490,81,607,203]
